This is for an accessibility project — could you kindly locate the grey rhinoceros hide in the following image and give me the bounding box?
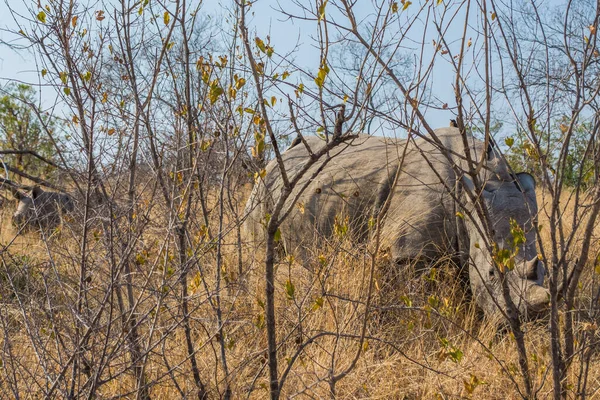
[243,127,549,319]
[12,186,75,232]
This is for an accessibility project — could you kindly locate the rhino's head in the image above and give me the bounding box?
[12,186,41,228]
[463,172,549,319]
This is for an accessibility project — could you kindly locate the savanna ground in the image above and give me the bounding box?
[0,181,598,399]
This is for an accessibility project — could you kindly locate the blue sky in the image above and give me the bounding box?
[0,0,471,131]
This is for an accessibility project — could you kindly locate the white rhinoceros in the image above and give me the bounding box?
[243,127,549,319]
[11,186,75,232]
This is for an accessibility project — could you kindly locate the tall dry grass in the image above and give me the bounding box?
[0,187,598,399]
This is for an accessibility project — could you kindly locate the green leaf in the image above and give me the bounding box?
[209,84,223,104]
[505,137,514,147]
[37,11,46,23]
[255,37,266,53]
[83,71,92,82]
[400,295,412,307]
[510,218,525,248]
[285,279,295,300]
[41,69,47,78]
[63,87,71,96]
[274,228,281,243]
[59,71,68,84]
[312,297,324,310]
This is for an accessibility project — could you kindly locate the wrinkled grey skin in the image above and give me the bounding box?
[12,186,75,232]
[243,127,549,319]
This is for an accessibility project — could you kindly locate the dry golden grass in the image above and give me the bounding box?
[0,188,599,399]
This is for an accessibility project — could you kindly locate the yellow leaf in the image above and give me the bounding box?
[72,16,78,28]
[505,137,514,147]
[72,115,79,124]
[164,11,170,25]
[559,123,569,133]
[41,69,47,77]
[228,86,237,99]
[256,62,264,74]
[37,11,46,23]
[343,94,348,103]
[107,127,115,135]
[102,92,108,103]
[491,12,496,20]
[392,2,398,13]
[235,77,246,89]
[63,87,71,96]
[318,0,328,21]
[282,71,290,80]
[314,63,329,88]
[467,38,472,47]
[271,96,277,106]
[437,0,443,5]
[590,25,597,35]
[402,1,412,10]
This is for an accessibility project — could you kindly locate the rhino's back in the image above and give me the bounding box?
[243,131,462,261]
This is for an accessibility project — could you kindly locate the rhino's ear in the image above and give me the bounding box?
[31,186,43,199]
[486,140,495,160]
[515,172,536,193]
